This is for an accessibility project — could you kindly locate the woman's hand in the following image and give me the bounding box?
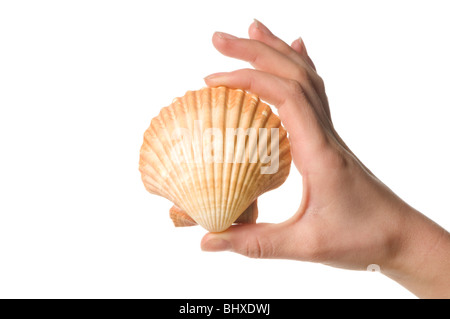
[201,20,450,298]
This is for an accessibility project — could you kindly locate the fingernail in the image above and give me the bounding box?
[298,37,308,53]
[253,19,272,35]
[202,237,231,252]
[215,32,238,40]
[204,72,228,81]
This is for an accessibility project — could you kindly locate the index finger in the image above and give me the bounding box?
[204,69,328,168]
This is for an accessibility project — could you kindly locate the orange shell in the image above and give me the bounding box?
[139,87,291,232]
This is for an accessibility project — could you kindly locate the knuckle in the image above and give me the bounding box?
[248,52,258,65]
[238,68,255,79]
[244,236,271,259]
[316,75,326,91]
[324,147,350,170]
[293,67,309,83]
[317,74,325,85]
[236,68,256,91]
[287,78,301,93]
[286,79,306,100]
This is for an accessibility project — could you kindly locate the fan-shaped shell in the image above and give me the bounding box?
[139,86,291,232]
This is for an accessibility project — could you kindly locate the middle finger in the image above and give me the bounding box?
[213,32,328,122]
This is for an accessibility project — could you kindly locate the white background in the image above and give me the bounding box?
[1,0,449,299]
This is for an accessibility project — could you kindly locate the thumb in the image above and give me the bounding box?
[201,222,299,259]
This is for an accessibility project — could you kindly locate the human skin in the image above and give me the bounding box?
[201,19,450,299]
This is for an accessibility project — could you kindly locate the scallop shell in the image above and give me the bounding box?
[139,86,291,232]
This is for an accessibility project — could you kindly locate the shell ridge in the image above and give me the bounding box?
[153,112,196,215]
[182,90,205,226]
[242,123,291,202]
[230,99,268,217]
[233,106,289,213]
[141,133,179,201]
[218,87,229,229]
[210,87,221,228]
[232,104,272,215]
[220,88,239,229]
[200,88,214,230]
[261,141,292,193]
[223,89,246,225]
[228,94,260,218]
[166,103,198,215]
[174,96,205,220]
[219,89,232,229]
[178,92,205,223]
[191,90,210,229]
[140,164,172,199]
[143,127,179,199]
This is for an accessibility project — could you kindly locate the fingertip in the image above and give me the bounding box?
[291,37,317,71]
[299,37,308,53]
[211,32,223,48]
[213,32,238,41]
[203,72,229,87]
[248,18,257,32]
[291,37,304,54]
[204,72,227,80]
[249,19,272,40]
[201,233,231,252]
[212,31,239,56]
[248,19,260,38]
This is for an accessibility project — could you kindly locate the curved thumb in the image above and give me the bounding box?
[201,221,297,259]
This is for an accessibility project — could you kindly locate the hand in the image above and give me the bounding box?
[201,20,450,298]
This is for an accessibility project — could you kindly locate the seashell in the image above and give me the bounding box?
[139,86,292,232]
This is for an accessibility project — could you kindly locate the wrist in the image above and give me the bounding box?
[382,203,450,298]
